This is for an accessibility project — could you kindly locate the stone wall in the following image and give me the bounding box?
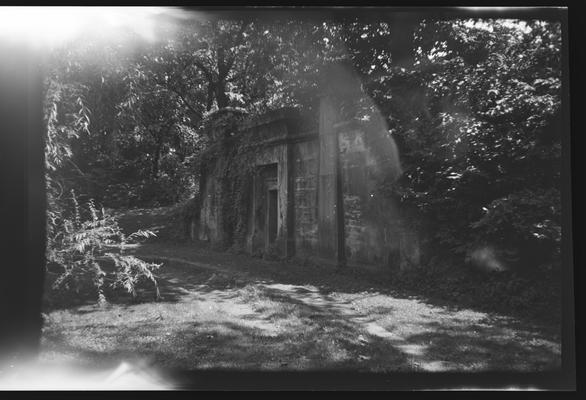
[198,109,301,257]
[337,120,402,267]
[292,138,319,257]
[198,104,420,270]
[198,157,224,246]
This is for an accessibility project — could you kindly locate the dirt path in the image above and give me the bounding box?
[39,208,562,374]
[137,240,562,371]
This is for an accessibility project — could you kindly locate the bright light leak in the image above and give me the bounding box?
[0,6,185,49]
[0,361,173,390]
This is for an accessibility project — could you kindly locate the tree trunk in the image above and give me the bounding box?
[215,46,230,109]
[389,15,420,68]
[215,80,229,109]
[152,130,165,179]
[152,152,160,179]
[206,82,214,111]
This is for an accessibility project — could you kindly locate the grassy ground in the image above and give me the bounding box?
[39,207,562,375]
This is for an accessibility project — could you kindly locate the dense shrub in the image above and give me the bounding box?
[470,187,561,273]
[389,261,561,323]
[373,20,562,276]
[97,172,197,209]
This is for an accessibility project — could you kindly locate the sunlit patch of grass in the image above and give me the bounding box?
[41,252,562,372]
[238,284,268,303]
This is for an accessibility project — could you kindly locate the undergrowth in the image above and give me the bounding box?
[46,190,162,308]
[388,261,562,325]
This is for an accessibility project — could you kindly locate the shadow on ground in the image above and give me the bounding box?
[41,258,562,372]
[40,207,562,373]
[129,242,561,337]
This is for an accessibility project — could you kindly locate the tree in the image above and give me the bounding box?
[371,19,562,272]
[169,17,289,112]
[42,14,563,274]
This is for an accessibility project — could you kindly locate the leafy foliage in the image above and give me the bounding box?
[43,14,563,316]
[370,19,562,273]
[46,191,161,305]
[389,261,561,324]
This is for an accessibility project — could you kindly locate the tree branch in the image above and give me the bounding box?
[167,86,202,118]
[227,53,251,83]
[223,20,251,79]
[206,82,214,111]
[66,159,86,177]
[193,60,212,81]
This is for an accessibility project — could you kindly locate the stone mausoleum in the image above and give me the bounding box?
[197,63,420,270]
